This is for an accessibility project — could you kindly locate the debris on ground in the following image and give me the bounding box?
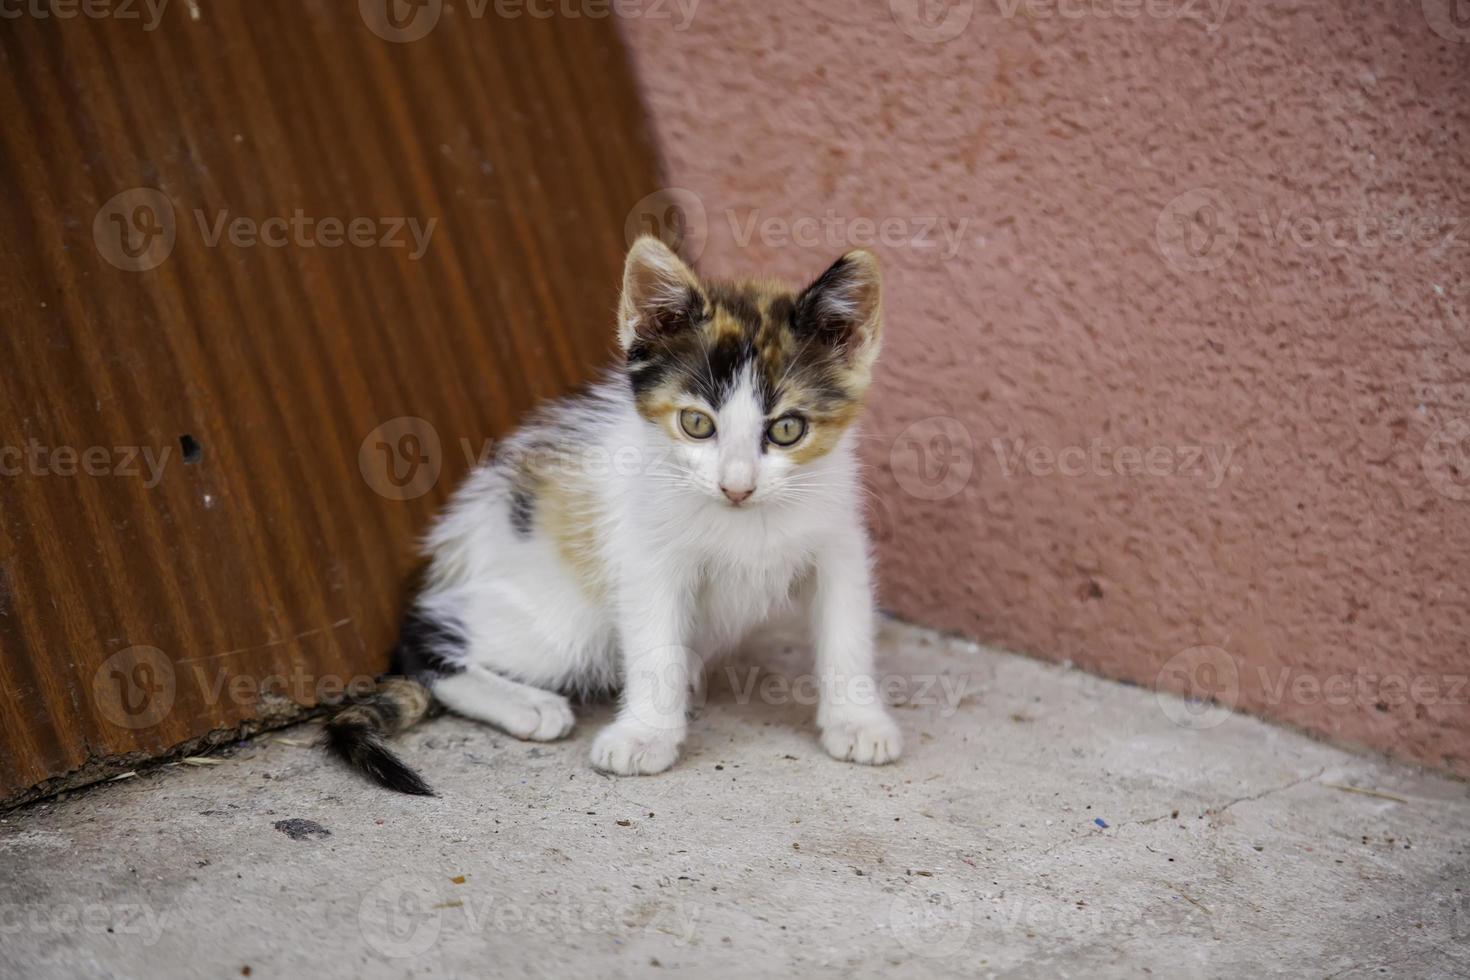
[1321,782,1409,804]
[273,819,331,841]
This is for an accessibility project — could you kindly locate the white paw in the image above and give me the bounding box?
[590,721,683,776]
[503,689,576,742]
[820,710,903,765]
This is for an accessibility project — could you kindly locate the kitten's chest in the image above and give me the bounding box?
[694,542,812,646]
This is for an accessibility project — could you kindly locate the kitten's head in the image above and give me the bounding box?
[618,236,882,509]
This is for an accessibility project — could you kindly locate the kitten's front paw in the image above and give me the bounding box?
[820,710,903,766]
[590,721,683,776]
[505,688,576,742]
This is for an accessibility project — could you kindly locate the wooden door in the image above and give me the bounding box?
[0,0,662,806]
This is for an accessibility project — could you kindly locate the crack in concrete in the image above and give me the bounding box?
[1035,767,1328,858]
[1130,767,1328,828]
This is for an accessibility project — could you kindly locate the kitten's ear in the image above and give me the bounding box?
[794,249,882,370]
[618,235,703,351]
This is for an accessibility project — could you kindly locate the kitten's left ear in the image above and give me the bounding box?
[795,249,883,371]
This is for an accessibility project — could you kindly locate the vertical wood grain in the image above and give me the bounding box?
[0,1,663,804]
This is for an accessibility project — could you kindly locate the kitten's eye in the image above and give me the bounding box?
[680,408,716,439]
[766,415,807,447]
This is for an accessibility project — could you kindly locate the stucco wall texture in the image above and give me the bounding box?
[619,2,1470,775]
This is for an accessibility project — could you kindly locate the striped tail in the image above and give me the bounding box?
[324,677,436,796]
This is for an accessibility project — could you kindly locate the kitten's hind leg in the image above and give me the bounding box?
[431,666,576,742]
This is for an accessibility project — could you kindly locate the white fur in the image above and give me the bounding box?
[415,371,900,775]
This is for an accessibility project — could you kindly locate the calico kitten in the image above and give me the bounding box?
[327,236,901,793]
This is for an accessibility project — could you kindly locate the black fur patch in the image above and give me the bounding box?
[628,356,669,401]
[389,608,467,678]
[690,333,757,409]
[767,295,796,327]
[509,484,536,538]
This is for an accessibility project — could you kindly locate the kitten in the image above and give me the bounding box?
[326,236,901,794]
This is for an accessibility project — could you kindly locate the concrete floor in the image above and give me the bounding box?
[1,620,1466,979]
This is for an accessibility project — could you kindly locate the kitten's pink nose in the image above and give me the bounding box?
[721,485,753,505]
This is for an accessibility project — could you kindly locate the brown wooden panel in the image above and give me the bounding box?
[0,1,662,805]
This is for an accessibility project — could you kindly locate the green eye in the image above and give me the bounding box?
[680,409,715,439]
[766,415,807,447]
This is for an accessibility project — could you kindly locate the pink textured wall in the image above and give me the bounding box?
[618,1,1470,776]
